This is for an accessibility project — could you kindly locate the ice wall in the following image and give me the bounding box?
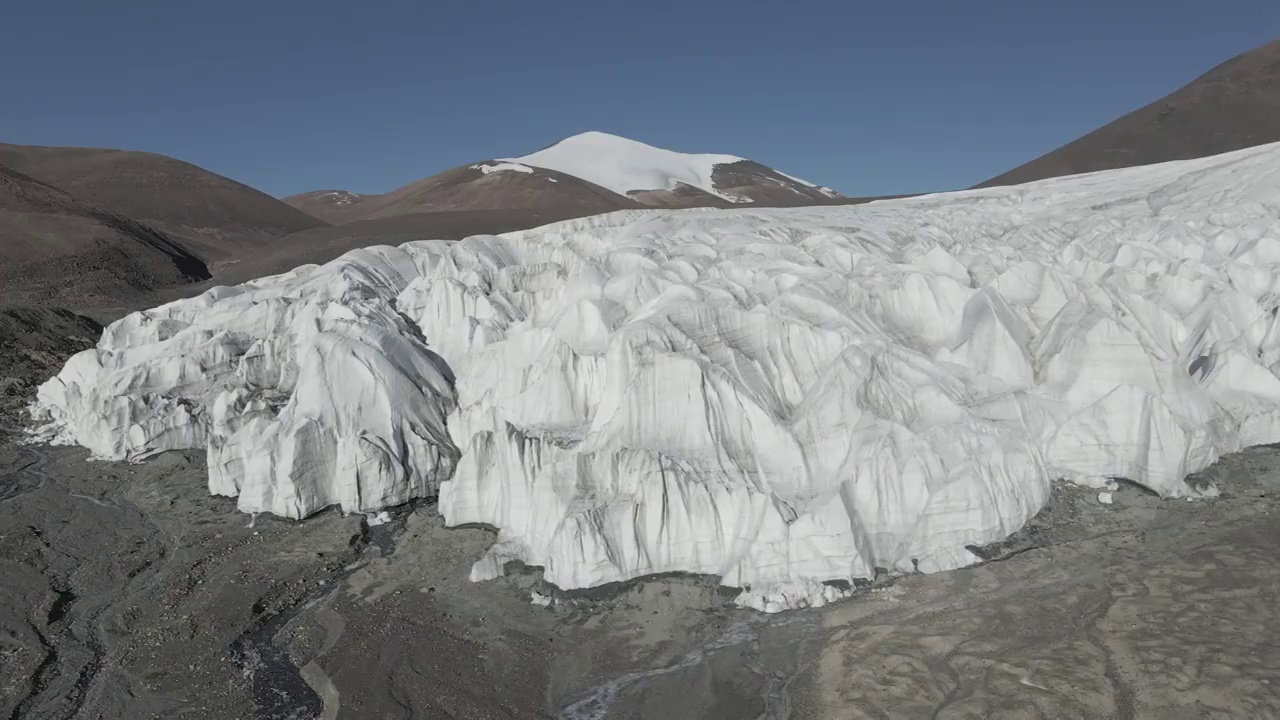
[33,142,1280,610]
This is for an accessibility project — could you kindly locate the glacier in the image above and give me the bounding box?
[30,141,1280,611]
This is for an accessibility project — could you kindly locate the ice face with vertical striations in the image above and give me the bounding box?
[31,142,1280,610]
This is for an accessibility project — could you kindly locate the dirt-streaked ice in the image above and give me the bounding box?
[32,142,1280,610]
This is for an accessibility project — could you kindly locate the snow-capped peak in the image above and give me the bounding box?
[505,131,747,202]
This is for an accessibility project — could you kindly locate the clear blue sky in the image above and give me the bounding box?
[4,1,1278,198]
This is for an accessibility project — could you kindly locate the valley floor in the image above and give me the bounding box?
[0,438,1277,719]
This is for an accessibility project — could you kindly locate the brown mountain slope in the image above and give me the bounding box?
[0,308,103,431]
[0,165,210,307]
[712,160,843,205]
[360,162,642,219]
[0,143,327,261]
[627,161,845,207]
[288,162,641,225]
[979,39,1280,187]
[281,190,373,224]
[627,183,732,208]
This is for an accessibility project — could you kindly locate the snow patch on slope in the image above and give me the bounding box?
[776,170,840,198]
[32,141,1280,611]
[507,131,746,203]
[319,190,362,205]
[470,162,535,175]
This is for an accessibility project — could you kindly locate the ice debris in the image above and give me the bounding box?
[30,141,1280,610]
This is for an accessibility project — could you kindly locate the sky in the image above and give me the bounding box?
[3,1,1279,199]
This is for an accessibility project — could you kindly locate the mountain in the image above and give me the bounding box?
[979,39,1280,187]
[359,161,643,218]
[0,165,210,308]
[0,143,327,261]
[283,161,641,224]
[280,189,373,224]
[283,132,842,224]
[508,131,842,206]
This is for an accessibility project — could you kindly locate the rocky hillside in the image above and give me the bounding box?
[0,165,209,307]
[0,307,102,436]
[280,190,372,224]
[980,39,1280,187]
[0,143,327,260]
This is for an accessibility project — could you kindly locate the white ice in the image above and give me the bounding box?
[32,141,1280,611]
[507,131,747,203]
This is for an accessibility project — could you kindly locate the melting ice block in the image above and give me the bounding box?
[32,142,1280,610]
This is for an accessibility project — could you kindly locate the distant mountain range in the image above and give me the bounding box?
[979,39,1280,187]
[0,143,324,261]
[284,131,843,223]
[6,37,1280,314]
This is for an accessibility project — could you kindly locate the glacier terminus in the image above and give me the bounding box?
[30,142,1280,611]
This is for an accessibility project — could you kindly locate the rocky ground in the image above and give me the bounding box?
[1,313,1279,719]
[0,432,1278,718]
[0,309,101,436]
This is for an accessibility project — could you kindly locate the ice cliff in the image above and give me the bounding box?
[32,142,1280,610]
